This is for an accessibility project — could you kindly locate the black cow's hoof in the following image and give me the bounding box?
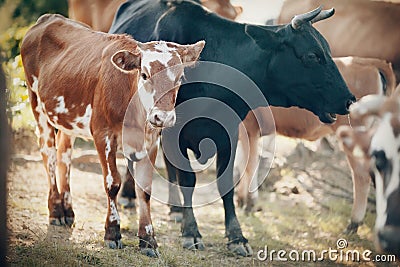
[182,237,195,250]
[182,237,205,250]
[169,211,183,223]
[49,217,65,226]
[105,239,123,249]
[118,196,136,209]
[344,221,360,235]
[195,238,205,250]
[227,242,253,257]
[140,248,160,258]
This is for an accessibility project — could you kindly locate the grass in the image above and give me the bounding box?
[7,190,394,267]
[6,136,399,266]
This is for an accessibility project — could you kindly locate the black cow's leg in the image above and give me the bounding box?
[163,152,183,222]
[119,160,136,209]
[176,150,204,250]
[216,149,253,257]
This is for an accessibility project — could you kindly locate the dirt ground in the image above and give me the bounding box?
[5,131,399,266]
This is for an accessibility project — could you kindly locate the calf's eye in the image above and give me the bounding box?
[141,73,148,80]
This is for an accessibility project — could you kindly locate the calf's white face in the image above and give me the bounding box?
[136,40,205,128]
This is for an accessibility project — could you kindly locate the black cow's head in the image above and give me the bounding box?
[245,7,355,123]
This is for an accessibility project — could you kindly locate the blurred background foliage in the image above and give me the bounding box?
[0,0,68,129]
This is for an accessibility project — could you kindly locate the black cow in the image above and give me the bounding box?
[110,0,355,256]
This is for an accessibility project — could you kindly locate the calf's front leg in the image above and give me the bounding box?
[94,133,122,249]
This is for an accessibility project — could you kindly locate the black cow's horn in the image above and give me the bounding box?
[310,8,335,24]
[291,6,322,30]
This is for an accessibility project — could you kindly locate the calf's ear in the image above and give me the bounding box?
[177,40,206,66]
[111,50,141,72]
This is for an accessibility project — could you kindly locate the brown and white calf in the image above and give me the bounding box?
[67,0,242,210]
[337,84,400,257]
[234,57,396,231]
[20,14,204,256]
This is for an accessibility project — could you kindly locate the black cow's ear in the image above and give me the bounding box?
[111,50,141,72]
[245,25,281,50]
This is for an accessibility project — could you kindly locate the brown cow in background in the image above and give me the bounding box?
[67,0,126,32]
[234,57,396,234]
[201,0,242,20]
[278,0,400,80]
[68,0,242,32]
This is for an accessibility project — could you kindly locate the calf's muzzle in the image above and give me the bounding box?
[148,109,176,128]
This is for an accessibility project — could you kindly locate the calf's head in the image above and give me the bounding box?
[245,7,355,123]
[136,40,205,128]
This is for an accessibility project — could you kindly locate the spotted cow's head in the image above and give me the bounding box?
[135,40,205,128]
[368,99,400,258]
[338,91,400,258]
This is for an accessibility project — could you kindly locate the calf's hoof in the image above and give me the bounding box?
[49,217,65,226]
[182,237,205,250]
[139,235,158,257]
[227,242,253,257]
[105,239,123,249]
[49,202,66,226]
[169,211,183,223]
[344,221,360,235]
[104,225,122,249]
[63,206,75,227]
[140,248,160,258]
[64,217,75,227]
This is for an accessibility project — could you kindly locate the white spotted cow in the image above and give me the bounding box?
[337,84,400,258]
[67,0,241,33]
[20,13,204,257]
